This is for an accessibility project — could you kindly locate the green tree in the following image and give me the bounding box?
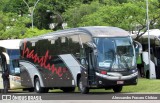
[64,0,160,39]
[20,28,52,38]
[0,11,30,39]
[63,1,101,27]
[80,2,146,29]
[1,0,160,40]
[0,11,7,39]
[2,0,28,16]
[26,0,82,30]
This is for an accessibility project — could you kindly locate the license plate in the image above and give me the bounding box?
[117,81,124,84]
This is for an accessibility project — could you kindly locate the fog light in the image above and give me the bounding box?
[99,81,102,84]
[132,70,136,73]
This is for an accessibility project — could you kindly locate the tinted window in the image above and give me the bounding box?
[68,35,81,57]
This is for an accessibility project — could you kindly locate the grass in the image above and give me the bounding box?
[122,78,160,93]
[88,78,160,93]
[50,78,160,93]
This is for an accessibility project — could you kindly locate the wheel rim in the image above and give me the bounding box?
[36,80,40,91]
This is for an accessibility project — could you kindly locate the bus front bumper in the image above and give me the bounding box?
[95,71,138,87]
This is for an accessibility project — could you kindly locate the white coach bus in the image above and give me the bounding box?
[0,39,28,93]
[132,29,160,79]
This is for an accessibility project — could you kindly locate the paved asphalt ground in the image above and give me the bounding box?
[0,91,160,103]
[1,91,160,100]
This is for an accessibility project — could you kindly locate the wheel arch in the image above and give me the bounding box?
[20,61,45,87]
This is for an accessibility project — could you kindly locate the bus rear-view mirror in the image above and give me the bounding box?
[134,41,142,54]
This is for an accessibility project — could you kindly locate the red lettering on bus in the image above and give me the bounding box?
[22,41,66,77]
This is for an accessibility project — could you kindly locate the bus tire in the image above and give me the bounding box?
[34,78,44,93]
[43,88,49,93]
[146,71,149,79]
[28,88,34,92]
[78,77,89,94]
[113,86,123,93]
[61,87,75,93]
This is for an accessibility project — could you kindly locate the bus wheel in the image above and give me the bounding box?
[78,77,89,94]
[28,88,34,92]
[113,86,123,93]
[34,78,44,93]
[43,88,49,93]
[146,71,149,79]
[61,87,75,93]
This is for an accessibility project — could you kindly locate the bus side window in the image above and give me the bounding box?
[80,48,88,67]
[13,60,19,68]
[133,41,142,59]
[68,35,81,60]
[60,37,69,54]
[79,34,92,66]
[12,60,20,75]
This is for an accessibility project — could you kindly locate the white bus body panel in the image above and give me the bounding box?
[142,52,156,79]
[0,74,4,89]
[9,75,24,89]
[0,39,21,49]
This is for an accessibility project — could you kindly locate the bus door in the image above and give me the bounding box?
[81,45,96,87]
[80,48,89,87]
[88,48,96,85]
[155,46,160,79]
[0,55,4,89]
[154,38,160,79]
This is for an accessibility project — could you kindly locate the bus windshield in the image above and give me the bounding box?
[94,37,136,71]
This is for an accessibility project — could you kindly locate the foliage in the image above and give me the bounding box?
[0,10,51,39]
[79,2,146,30]
[24,0,83,30]
[0,11,30,39]
[63,1,101,27]
[1,0,160,39]
[63,0,160,39]
[20,28,52,38]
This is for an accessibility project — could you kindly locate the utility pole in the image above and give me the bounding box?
[23,0,40,29]
[146,0,151,78]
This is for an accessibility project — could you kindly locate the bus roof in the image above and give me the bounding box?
[142,29,160,39]
[24,26,130,42]
[0,39,21,49]
[79,26,130,37]
[131,29,160,40]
